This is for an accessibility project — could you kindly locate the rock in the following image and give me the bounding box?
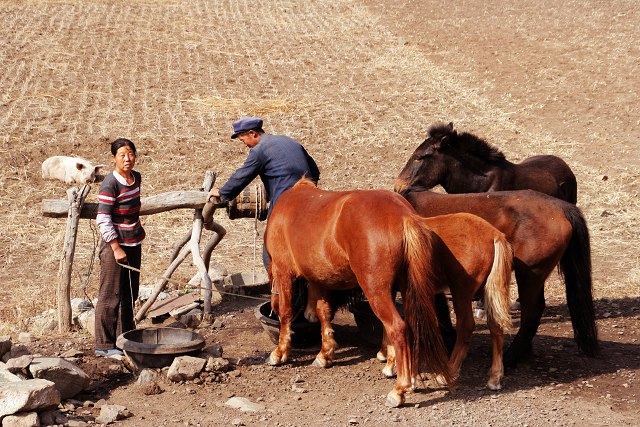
[225,397,266,413]
[1,411,40,427]
[17,332,32,344]
[38,408,69,426]
[200,343,223,358]
[67,420,89,427]
[0,366,22,384]
[28,309,57,335]
[205,357,231,373]
[71,298,93,316]
[28,357,91,399]
[76,310,95,336]
[60,348,84,359]
[0,379,61,417]
[5,355,34,375]
[2,345,31,363]
[167,356,206,382]
[136,368,158,385]
[0,336,11,359]
[95,404,131,424]
[140,381,164,395]
[177,308,203,328]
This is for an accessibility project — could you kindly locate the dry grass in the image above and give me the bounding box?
[0,0,637,332]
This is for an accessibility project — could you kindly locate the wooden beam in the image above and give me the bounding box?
[42,190,210,219]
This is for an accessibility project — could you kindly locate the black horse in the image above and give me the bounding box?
[395,122,577,204]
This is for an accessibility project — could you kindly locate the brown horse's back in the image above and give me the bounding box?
[405,190,572,267]
[266,180,413,289]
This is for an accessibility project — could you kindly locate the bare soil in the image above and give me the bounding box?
[1,0,639,426]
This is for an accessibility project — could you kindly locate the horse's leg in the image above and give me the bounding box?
[310,285,338,368]
[304,282,320,323]
[503,267,547,368]
[436,295,474,387]
[379,330,397,378]
[366,293,411,407]
[267,268,294,366]
[486,314,505,390]
[435,292,457,354]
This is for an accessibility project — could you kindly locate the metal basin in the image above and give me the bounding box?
[116,327,205,369]
[255,301,320,348]
[348,300,403,346]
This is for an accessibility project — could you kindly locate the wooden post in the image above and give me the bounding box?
[57,185,91,332]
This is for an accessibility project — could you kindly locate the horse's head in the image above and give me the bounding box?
[394,122,456,195]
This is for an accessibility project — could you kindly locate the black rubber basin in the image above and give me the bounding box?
[116,327,205,369]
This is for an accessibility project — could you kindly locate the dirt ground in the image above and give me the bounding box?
[1,0,639,426]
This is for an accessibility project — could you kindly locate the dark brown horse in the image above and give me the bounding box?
[390,188,598,368]
[265,179,453,407]
[396,122,577,203]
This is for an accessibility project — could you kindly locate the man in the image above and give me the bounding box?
[208,116,320,267]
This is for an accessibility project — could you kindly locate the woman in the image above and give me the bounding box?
[94,138,145,356]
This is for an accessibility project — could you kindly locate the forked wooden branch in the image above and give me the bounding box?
[135,171,226,322]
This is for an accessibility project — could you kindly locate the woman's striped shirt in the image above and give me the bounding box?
[96,170,146,246]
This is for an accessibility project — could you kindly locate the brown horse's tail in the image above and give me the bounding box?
[483,236,513,331]
[560,204,599,356]
[402,215,454,386]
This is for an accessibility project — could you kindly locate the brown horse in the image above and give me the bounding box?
[389,188,598,368]
[352,213,513,390]
[265,178,454,407]
[397,122,577,203]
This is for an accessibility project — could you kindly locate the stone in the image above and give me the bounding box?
[71,298,93,316]
[136,368,158,385]
[0,366,22,384]
[28,309,57,335]
[17,332,32,344]
[76,310,95,336]
[0,336,11,358]
[1,411,40,427]
[176,308,203,328]
[95,404,131,424]
[28,357,90,399]
[225,397,266,413]
[60,348,84,359]
[1,345,30,363]
[38,408,69,426]
[5,355,34,375]
[166,356,206,382]
[205,357,231,373]
[200,343,223,358]
[0,379,61,417]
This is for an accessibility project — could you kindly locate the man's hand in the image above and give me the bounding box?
[207,187,221,202]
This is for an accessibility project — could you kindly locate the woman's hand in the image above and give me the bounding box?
[109,240,127,263]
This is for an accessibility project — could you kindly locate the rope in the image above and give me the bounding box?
[116,262,269,302]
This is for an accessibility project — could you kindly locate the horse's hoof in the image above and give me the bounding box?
[304,309,319,323]
[473,308,487,321]
[434,374,448,387]
[487,381,502,391]
[385,392,404,408]
[267,351,284,366]
[382,365,396,378]
[312,357,328,368]
[376,351,387,362]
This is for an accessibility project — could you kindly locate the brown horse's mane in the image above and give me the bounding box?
[428,123,506,165]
